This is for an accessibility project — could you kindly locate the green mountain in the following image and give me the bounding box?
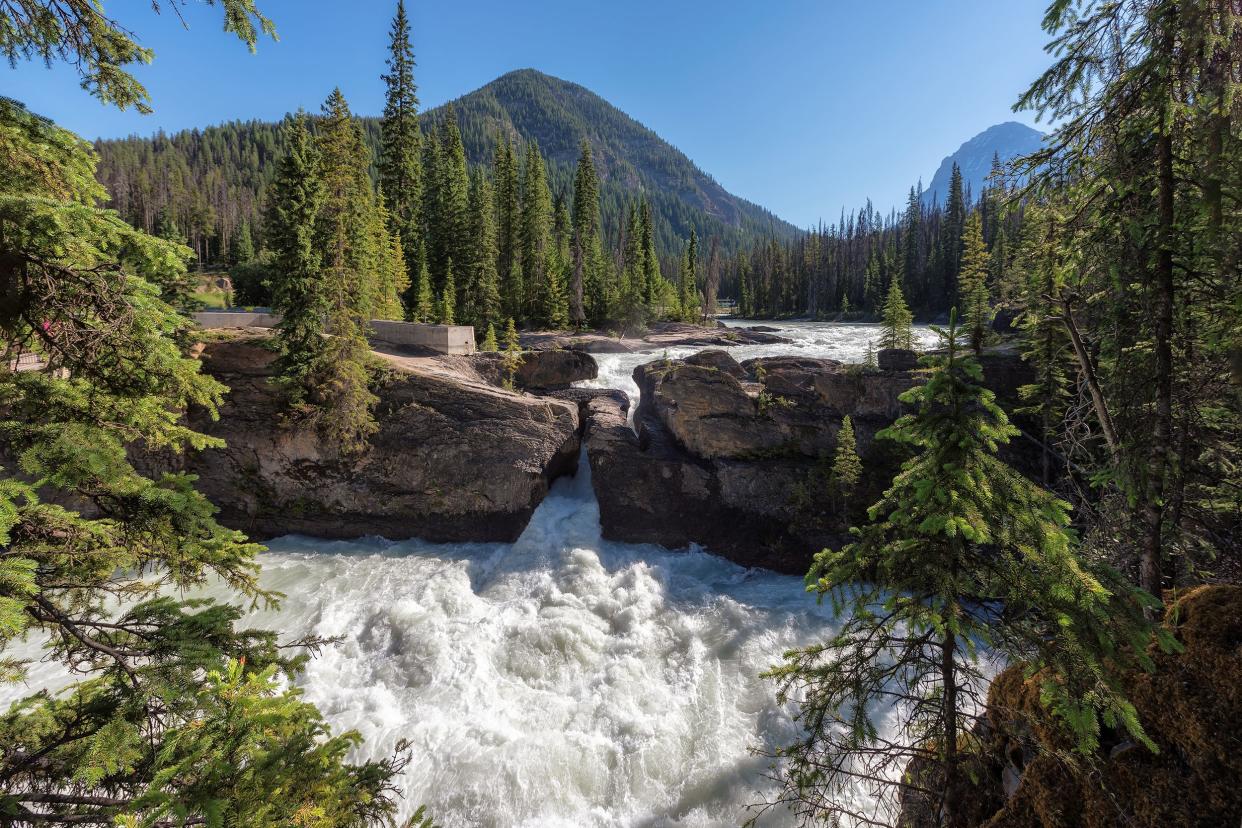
[421,69,798,253]
[93,69,798,266]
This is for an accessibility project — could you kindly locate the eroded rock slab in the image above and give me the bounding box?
[582,350,923,573]
[167,337,581,543]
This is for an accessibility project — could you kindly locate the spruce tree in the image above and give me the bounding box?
[311,88,380,453]
[411,248,435,323]
[546,196,571,329]
[267,111,326,403]
[466,168,501,333]
[228,219,255,265]
[378,0,423,284]
[959,211,992,354]
[571,139,600,327]
[679,229,699,322]
[0,18,415,819]
[519,141,553,324]
[435,106,471,287]
[879,277,914,351]
[501,317,523,389]
[439,258,456,325]
[940,162,966,300]
[830,414,861,514]
[371,197,409,320]
[765,314,1165,826]
[494,138,523,320]
[638,198,661,310]
[481,322,498,352]
[1014,206,1073,484]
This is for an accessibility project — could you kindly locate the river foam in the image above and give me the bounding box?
[3,320,934,827]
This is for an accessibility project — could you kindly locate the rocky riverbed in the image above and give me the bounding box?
[173,323,1031,573]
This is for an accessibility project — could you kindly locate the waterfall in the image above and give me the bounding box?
[241,449,839,826]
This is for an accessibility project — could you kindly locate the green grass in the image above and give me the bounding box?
[196,289,231,309]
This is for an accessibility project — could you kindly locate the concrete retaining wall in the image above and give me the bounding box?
[369,320,476,355]
[193,311,281,328]
[191,312,476,356]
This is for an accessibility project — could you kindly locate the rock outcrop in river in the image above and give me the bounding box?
[581,349,919,573]
[164,335,581,542]
[582,346,1036,573]
[170,330,1034,572]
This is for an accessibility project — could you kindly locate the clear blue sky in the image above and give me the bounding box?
[5,0,1054,227]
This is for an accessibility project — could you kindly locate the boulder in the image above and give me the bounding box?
[164,337,581,543]
[472,349,598,390]
[683,348,747,379]
[878,348,920,371]
[584,391,825,573]
[588,353,924,572]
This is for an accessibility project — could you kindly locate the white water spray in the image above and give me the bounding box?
[3,321,936,827]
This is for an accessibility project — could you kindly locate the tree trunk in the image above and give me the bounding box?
[1142,88,1177,600]
[1058,294,1120,456]
[940,616,959,828]
[570,239,586,328]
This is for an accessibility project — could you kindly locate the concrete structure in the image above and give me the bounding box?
[193,310,282,329]
[191,312,476,356]
[369,320,475,355]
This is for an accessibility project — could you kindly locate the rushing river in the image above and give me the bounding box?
[3,320,936,828]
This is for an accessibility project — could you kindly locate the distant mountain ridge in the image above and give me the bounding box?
[921,121,1044,206]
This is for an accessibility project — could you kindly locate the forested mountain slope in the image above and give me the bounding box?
[93,68,798,265]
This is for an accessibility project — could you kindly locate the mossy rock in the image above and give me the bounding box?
[976,585,1242,828]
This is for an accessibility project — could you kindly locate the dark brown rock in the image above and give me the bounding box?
[584,391,824,573]
[683,348,746,379]
[878,347,920,371]
[166,338,581,543]
[587,353,923,571]
[471,348,598,390]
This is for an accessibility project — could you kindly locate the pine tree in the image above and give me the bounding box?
[465,168,501,333]
[830,414,861,514]
[436,106,471,289]
[959,211,992,354]
[1014,206,1073,484]
[0,15,413,818]
[737,251,752,317]
[494,138,522,320]
[378,0,423,284]
[481,322,498,352]
[879,277,914,351]
[439,258,456,325]
[311,88,380,453]
[371,197,409,320]
[501,317,523,389]
[520,140,553,324]
[266,111,326,402]
[941,162,966,302]
[571,140,600,328]
[545,196,571,329]
[638,198,661,310]
[765,314,1165,826]
[680,228,699,322]
[901,184,923,304]
[411,248,435,323]
[228,219,255,265]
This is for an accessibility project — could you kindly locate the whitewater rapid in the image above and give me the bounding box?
[2,320,936,827]
[578,320,939,417]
